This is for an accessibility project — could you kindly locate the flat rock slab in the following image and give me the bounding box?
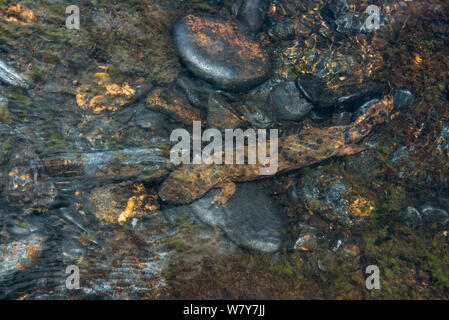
[164,182,284,253]
[173,15,272,92]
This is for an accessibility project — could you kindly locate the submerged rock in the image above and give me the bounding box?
[296,74,388,113]
[393,89,415,110]
[237,100,273,128]
[396,206,423,229]
[295,74,323,105]
[293,224,318,252]
[296,168,375,228]
[173,15,272,91]
[42,147,171,181]
[3,141,57,208]
[420,206,449,229]
[135,108,171,131]
[396,206,449,231]
[234,80,278,128]
[0,59,31,89]
[207,93,246,129]
[270,19,312,40]
[61,234,87,265]
[0,234,45,283]
[164,182,284,253]
[88,182,160,225]
[176,76,217,110]
[345,150,383,180]
[237,0,268,32]
[267,81,313,121]
[329,233,345,253]
[146,87,201,125]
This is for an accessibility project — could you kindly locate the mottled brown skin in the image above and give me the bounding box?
[159,95,394,205]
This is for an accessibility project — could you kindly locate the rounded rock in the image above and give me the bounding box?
[421,206,449,227]
[173,15,272,92]
[268,81,313,121]
[237,0,268,32]
[396,206,423,229]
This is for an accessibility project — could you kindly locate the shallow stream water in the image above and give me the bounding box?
[0,0,448,299]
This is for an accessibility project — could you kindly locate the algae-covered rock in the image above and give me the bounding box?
[296,167,375,228]
[75,66,152,114]
[396,206,423,229]
[420,205,449,229]
[146,87,202,125]
[0,233,45,283]
[2,139,57,209]
[88,182,160,225]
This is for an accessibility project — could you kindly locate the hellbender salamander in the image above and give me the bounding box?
[159,95,393,205]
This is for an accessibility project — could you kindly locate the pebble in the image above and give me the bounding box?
[237,0,268,32]
[295,167,374,228]
[393,89,415,110]
[293,224,318,252]
[396,206,423,229]
[268,81,313,121]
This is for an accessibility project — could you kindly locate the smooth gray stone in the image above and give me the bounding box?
[164,182,284,252]
[268,81,313,121]
[173,15,271,92]
[237,0,268,32]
